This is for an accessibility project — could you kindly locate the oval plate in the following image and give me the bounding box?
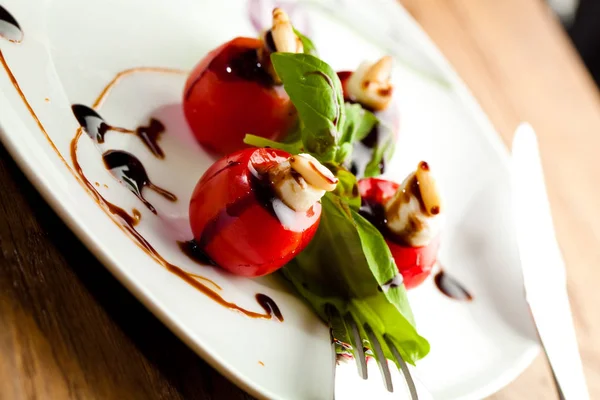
[0,0,538,398]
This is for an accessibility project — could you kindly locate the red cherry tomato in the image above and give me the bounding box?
[189,148,321,277]
[336,70,354,102]
[358,178,439,289]
[183,37,296,156]
[337,69,396,110]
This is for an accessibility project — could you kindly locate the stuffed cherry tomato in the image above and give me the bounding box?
[337,56,400,177]
[358,162,443,289]
[183,9,302,156]
[189,148,337,277]
[337,56,394,112]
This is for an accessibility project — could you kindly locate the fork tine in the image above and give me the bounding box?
[325,304,368,380]
[344,313,368,380]
[385,336,419,400]
[327,322,338,400]
[364,323,393,392]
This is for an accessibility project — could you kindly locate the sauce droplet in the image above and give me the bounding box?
[216,47,274,87]
[102,150,176,214]
[377,274,403,292]
[177,240,216,266]
[71,104,166,157]
[0,6,23,43]
[135,118,166,158]
[434,270,472,301]
[407,175,427,213]
[256,293,284,321]
[72,104,108,144]
[107,203,140,228]
[185,45,274,100]
[132,209,142,226]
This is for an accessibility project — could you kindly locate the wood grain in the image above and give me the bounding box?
[1,0,599,399]
[399,0,600,398]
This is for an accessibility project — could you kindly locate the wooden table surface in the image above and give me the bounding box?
[1,0,599,399]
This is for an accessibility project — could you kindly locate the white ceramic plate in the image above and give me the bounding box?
[0,0,539,398]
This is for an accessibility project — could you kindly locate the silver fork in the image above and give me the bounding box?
[325,304,420,399]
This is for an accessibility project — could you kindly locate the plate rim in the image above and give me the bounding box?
[0,0,539,399]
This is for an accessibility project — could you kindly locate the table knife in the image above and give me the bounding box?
[511,122,589,400]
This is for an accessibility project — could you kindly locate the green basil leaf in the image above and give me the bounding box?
[351,210,416,325]
[334,142,352,165]
[293,28,318,56]
[363,121,395,178]
[282,193,430,365]
[341,103,378,145]
[243,134,303,154]
[281,120,302,144]
[336,103,378,165]
[332,168,361,210]
[270,53,345,161]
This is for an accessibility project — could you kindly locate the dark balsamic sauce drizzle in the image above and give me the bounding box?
[197,193,252,249]
[247,171,282,219]
[434,269,473,301]
[408,175,426,213]
[102,150,177,214]
[71,104,165,158]
[360,124,380,149]
[0,5,23,43]
[184,72,205,101]
[72,104,106,142]
[178,240,282,321]
[70,122,282,321]
[109,202,140,227]
[305,70,341,127]
[185,44,274,101]
[177,240,216,266]
[264,30,276,53]
[377,275,403,292]
[201,160,241,185]
[214,48,274,87]
[1,13,284,320]
[197,170,280,250]
[69,130,143,228]
[359,198,388,235]
[132,209,142,225]
[358,196,412,246]
[136,119,166,158]
[62,68,285,321]
[0,7,72,168]
[358,178,427,246]
[256,294,284,322]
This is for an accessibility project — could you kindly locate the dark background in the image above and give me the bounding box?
[564,0,600,86]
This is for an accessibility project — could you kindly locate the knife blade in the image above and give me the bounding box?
[511,122,589,400]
